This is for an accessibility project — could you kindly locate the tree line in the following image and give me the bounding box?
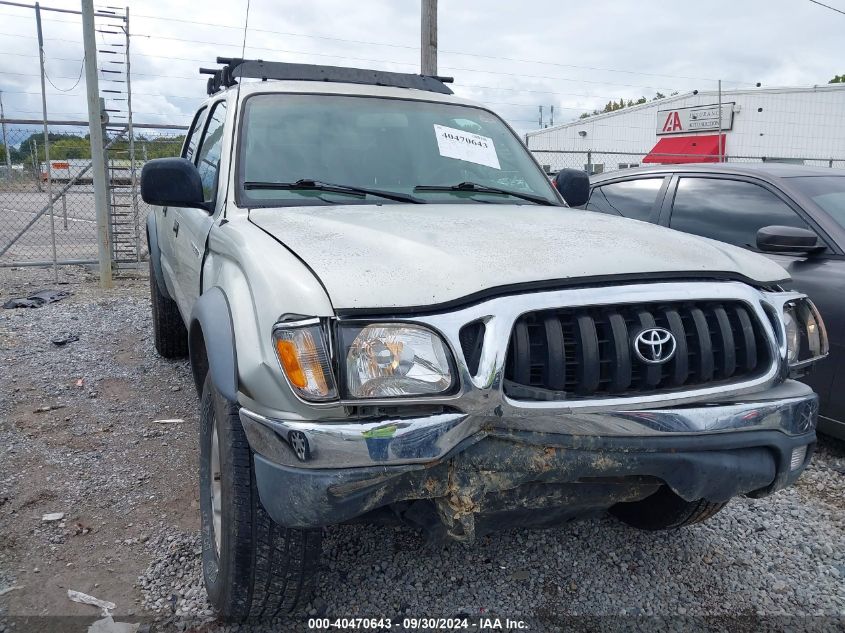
[0,131,185,166]
[579,92,678,120]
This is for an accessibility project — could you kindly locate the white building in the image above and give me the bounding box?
[526,84,845,173]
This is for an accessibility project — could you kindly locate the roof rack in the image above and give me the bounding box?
[199,58,454,96]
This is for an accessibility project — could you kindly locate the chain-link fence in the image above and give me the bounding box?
[530,149,845,175]
[0,123,185,273]
[4,127,843,275]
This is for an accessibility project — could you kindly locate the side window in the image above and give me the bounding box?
[586,178,664,221]
[182,106,208,162]
[195,101,227,203]
[669,178,810,249]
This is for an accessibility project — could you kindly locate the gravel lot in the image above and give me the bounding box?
[1,267,844,632]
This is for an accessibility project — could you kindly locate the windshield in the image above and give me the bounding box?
[789,175,845,230]
[237,93,559,206]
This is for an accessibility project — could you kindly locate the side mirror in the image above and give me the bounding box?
[756,225,824,255]
[141,158,208,211]
[552,168,590,207]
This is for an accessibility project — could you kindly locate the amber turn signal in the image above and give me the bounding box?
[272,323,337,401]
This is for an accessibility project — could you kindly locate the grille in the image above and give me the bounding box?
[504,300,771,400]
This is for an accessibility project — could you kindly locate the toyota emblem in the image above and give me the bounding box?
[633,328,677,364]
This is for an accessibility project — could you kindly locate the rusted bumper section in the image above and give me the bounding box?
[244,381,818,533]
[251,427,816,533]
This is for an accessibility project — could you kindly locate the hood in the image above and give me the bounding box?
[249,204,788,310]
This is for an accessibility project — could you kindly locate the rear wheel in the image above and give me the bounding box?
[148,256,188,358]
[199,375,322,621]
[610,486,727,530]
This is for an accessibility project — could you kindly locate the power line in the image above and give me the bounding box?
[127,11,749,85]
[807,0,845,16]
[0,67,674,111]
[0,28,693,94]
[439,50,748,85]
[0,11,721,87]
[129,31,684,91]
[0,14,687,123]
[136,31,687,92]
[0,85,594,112]
[44,55,85,92]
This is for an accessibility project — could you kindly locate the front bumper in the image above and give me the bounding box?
[241,380,818,530]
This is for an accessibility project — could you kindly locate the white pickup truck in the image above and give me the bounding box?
[141,59,827,621]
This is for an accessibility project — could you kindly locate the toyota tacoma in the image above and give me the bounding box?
[140,59,827,620]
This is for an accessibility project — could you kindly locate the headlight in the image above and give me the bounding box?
[272,321,338,402]
[341,323,455,398]
[783,298,829,368]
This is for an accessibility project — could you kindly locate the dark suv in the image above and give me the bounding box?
[584,163,845,438]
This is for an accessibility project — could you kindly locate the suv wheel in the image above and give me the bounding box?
[199,375,322,621]
[148,257,188,358]
[610,486,727,530]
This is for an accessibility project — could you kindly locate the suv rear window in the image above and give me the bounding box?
[586,178,664,221]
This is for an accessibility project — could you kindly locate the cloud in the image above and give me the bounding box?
[0,0,839,135]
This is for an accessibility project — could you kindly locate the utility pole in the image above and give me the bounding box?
[36,2,58,282]
[717,79,723,162]
[538,105,543,128]
[0,91,11,176]
[31,139,37,184]
[421,0,437,75]
[82,0,112,288]
[550,105,554,127]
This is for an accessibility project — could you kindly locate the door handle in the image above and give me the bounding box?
[173,220,179,237]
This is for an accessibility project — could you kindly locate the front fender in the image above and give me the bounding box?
[200,217,343,418]
[189,287,238,402]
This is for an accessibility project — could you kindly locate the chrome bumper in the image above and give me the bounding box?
[240,379,818,470]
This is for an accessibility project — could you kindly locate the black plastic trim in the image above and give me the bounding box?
[333,271,789,318]
[205,58,454,95]
[232,60,454,94]
[145,212,170,300]
[189,287,238,402]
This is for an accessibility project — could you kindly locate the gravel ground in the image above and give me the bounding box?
[1,267,844,632]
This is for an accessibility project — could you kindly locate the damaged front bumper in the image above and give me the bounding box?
[241,379,818,534]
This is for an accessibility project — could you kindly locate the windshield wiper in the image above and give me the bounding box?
[414,181,557,206]
[244,179,424,204]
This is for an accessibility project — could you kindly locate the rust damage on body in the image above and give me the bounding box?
[315,437,671,542]
[427,439,649,542]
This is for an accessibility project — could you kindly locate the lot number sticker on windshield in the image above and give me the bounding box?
[433,124,501,169]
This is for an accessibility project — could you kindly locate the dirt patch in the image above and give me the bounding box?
[0,267,198,621]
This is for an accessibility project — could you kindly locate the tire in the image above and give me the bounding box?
[199,375,322,621]
[610,486,728,531]
[148,256,188,358]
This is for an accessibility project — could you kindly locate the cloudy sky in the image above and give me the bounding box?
[0,0,841,134]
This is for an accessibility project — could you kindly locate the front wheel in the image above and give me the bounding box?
[610,486,728,530]
[148,256,188,358]
[199,375,322,621]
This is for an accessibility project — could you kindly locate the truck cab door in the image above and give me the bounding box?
[157,105,208,311]
[172,99,228,314]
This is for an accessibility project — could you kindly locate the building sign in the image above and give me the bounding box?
[656,103,734,135]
